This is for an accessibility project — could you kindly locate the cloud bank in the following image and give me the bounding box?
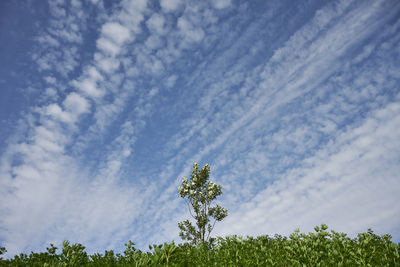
[0,0,399,257]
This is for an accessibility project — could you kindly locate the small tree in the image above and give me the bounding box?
[178,162,228,245]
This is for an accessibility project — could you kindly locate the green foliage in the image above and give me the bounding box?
[1,225,399,266]
[177,162,228,245]
[0,247,6,261]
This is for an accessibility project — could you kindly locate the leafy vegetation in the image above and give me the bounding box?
[178,162,228,245]
[1,225,399,266]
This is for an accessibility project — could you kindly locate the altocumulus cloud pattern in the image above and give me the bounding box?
[0,0,399,257]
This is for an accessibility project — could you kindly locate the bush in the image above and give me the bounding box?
[1,225,399,266]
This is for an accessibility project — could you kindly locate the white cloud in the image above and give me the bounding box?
[150,58,164,73]
[145,35,162,50]
[101,22,131,44]
[63,93,90,115]
[69,65,106,102]
[37,35,60,47]
[148,87,159,97]
[36,57,51,71]
[124,0,148,12]
[146,13,166,35]
[71,0,82,8]
[43,94,90,125]
[165,75,177,88]
[116,0,146,33]
[73,78,104,99]
[125,66,139,77]
[217,101,400,238]
[87,66,103,81]
[166,0,384,166]
[44,88,57,98]
[177,17,205,42]
[97,56,121,74]
[0,93,144,256]
[137,0,400,246]
[177,17,190,32]
[211,0,232,10]
[160,0,182,12]
[48,0,66,18]
[32,0,87,78]
[34,137,64,155]
[97,37,122,56]
[44,76,57,84]
[3,0,400,258]
[0,152,144,256]
[56,28,82,43]
[45,104,72,123]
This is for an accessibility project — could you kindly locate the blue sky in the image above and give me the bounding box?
[1,0,400,257]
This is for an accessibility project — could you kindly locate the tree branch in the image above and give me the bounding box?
[185,199,196,220]
[206,218,217,242]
